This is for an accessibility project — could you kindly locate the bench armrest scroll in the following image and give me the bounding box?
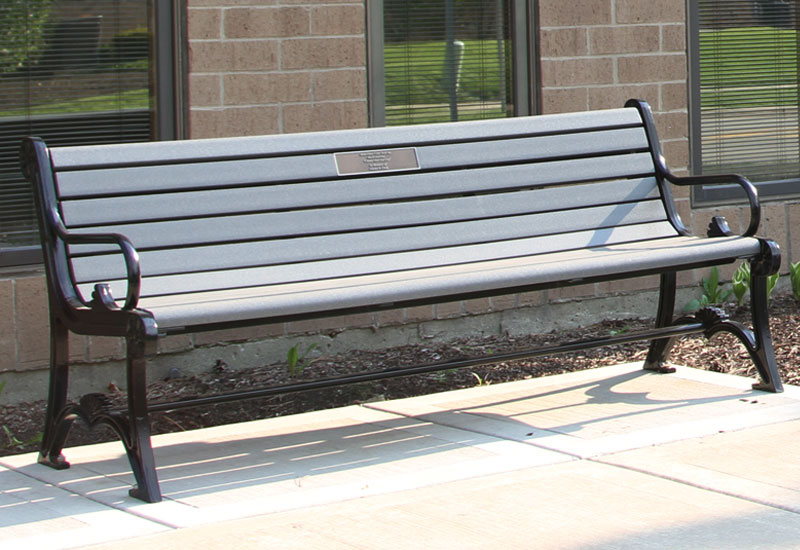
[52,216,142,310]
[665,172,760,237]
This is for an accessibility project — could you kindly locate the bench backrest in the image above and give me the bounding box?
[30,100,684,304]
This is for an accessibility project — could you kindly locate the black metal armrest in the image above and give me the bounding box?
[664,172,761,237]
[49,207,142,311]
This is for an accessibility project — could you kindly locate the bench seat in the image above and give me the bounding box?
[135,235,763,330]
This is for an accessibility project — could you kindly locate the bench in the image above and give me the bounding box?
[20,99,784,503]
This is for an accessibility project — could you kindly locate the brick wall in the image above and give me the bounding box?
[2,0,799,402]
[187,0,368,137]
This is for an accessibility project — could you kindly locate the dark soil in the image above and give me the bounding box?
[2,294,798,457]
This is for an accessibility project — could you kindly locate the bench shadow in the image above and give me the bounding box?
[23,369,756,507]
[134,369,752,502]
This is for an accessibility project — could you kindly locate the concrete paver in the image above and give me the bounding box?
[1,363,800,549]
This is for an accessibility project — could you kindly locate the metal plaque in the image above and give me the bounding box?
[335,148,420,176]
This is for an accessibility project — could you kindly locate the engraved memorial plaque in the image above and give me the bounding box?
[335,148,420,176]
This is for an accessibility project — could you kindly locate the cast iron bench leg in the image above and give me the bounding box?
[38,317,73,470]
[124,318,162,503]
[643,271,679,373]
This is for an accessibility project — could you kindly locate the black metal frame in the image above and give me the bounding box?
[20,99,784,504]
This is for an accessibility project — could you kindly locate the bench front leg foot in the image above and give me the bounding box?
[644,272,678,373]
[38,317,75,470]
[123,316,162,503]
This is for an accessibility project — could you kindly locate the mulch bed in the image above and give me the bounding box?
[2,293,798,457]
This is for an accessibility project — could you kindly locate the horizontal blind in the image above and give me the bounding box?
[697,0,800,183]
[383,0,514,126]
[0,0,151,259]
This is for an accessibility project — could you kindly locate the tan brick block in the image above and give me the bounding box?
[404,305,435,323]
[617,54,686,84]
[464,298,491,315]
[540,87,589,114]
[69,332,87,361]
[538,0,612,26]
[313,69,366,101]
[189,40,279,72]
[0,279,14,371]
[287,313,375,335]
[311,4,364,36]
[661,138,689,171]
[375,308,405,327]
[224,72,311,104]
[190,105,280,138]
[517,290,546,307]
[540,28,588,57]
[188,8,222,40]
[587,84,659,110]
[281,37,365,70]
[158,335,194,354]
[661,24,686,52]
[283,101,367,133]
[589,26,659,55]
[189,74,222,107]
[654,111,688,141]
[760,203,789,255]
[224,7,309,39]
[435,301,463,319]
[597,274,660,295]
[661,82,688,111]
[540,58,615,87]
[190,0,277,6]
[88,336,124,361]
[194,324,285,347]
[616,0,685,24]
[547,283,596,302]
[490,294,518,311]
[14,276,49,366]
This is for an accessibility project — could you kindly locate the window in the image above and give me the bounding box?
[689,0,800,204]
[367,0,537,126]
[0,0,186,267]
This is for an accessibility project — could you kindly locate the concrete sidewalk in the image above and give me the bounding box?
[2,363,800,549]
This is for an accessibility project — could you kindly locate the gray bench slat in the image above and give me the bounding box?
[69,201,670,283]
[60,155,657,226]
[50,108,644,169]
[79,222,681,302]
[64,177,662,253]
[54,127,649,198]
[131,235,763,329]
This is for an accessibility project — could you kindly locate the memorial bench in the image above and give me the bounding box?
[20,99,784,503]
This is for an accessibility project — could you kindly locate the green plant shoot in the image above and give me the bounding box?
[287,343,319,377]
[685,266,732,312]
[732,262,750,306]
[790,261,800,301]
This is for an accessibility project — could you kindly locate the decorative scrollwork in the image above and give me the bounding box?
[694,306,729,328]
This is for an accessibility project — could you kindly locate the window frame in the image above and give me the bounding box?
[0,0,188,268]
[366,0,539,127]
[688,0,800,206]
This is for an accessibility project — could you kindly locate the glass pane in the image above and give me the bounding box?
[0,1,151,252]
[383,0,514,126]
[697,0,800,183]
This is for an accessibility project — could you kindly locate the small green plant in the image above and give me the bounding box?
[471,372,491,387]
[790,261,800,301]
[287,343,318,377]
[0,380,43,449]
[685,266,732,312]
[732,262,751,306]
